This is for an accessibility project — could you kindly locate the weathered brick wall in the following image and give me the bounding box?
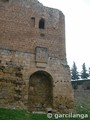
[0,0,74,112]
[0,0,66,60]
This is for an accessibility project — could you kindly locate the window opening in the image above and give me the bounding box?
[31,17,35,27]
[39,18,45,29]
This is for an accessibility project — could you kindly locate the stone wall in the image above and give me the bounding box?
[0,0,74,112]
[0,48,73,112]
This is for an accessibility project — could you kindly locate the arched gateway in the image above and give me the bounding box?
[28,71,53,111]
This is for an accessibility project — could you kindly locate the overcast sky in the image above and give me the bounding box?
[38,0,90,71]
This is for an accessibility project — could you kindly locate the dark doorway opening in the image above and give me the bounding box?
[28,70,53,112]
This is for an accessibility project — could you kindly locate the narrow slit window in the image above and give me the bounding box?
[39,18,45,29]
[31,17,35,27]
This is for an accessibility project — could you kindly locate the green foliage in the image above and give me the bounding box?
[0,108,31,120]
[71,62,79,80]
[0,107,89,120]
[74,96,90,118]
[81,63,89,79]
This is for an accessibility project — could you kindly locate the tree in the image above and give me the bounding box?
[81,63,89,79]
[71,62,79,80]
[89,67,90,77]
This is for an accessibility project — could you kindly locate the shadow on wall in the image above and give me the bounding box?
[28,70,53,112]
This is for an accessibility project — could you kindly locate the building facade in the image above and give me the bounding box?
[0,0,74,112]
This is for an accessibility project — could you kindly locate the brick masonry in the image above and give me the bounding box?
[0,0,74,112]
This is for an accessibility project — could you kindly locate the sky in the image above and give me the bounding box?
[38,0,90,71]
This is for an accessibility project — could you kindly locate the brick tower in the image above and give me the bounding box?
[0,0,74,112]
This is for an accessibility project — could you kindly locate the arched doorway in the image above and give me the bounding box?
[28,70,53,112]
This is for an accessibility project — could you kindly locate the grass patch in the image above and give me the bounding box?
[0,108,30,120]
[0,107,90,120]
